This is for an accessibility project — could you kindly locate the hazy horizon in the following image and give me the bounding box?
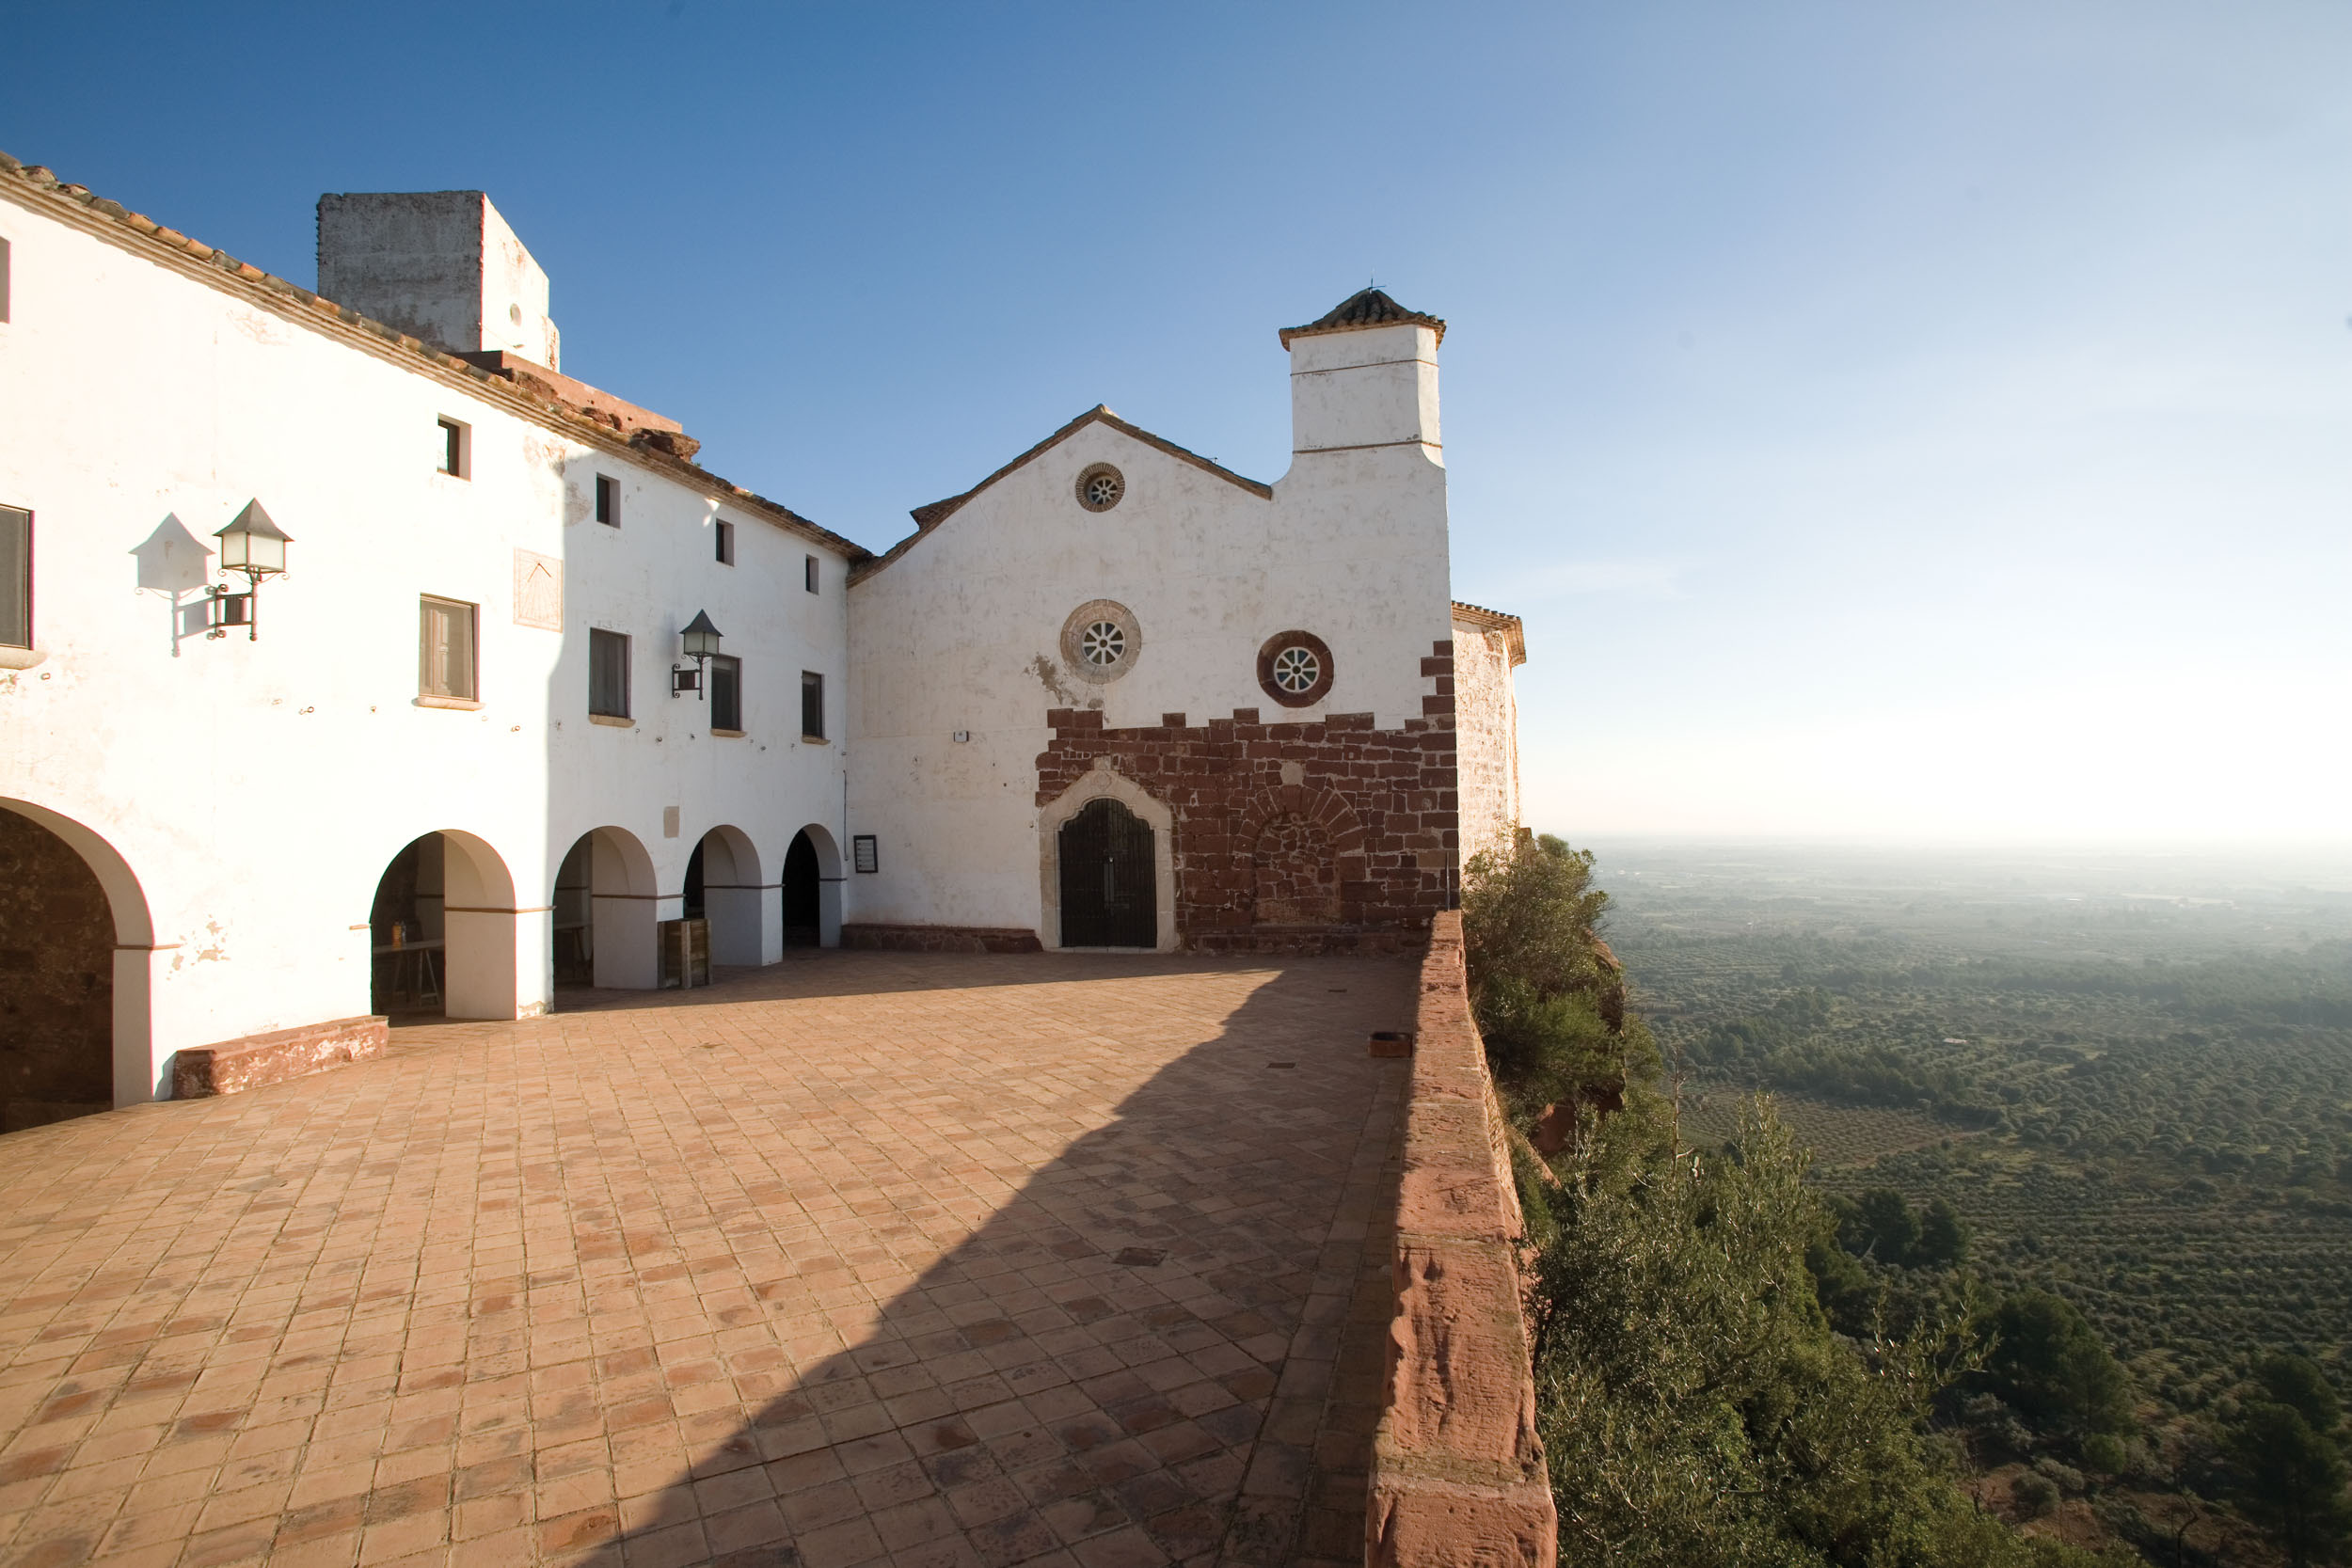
[10,2,2346,842]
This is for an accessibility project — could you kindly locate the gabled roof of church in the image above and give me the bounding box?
[856,404,1271,582]
[1279,288,1446,349]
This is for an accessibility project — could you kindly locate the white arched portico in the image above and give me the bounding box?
[0,799,159,1107]
[1036,764,1177,952]
[580,827,660,990]
[694,824,774,967]
[366,830,545,1022]
[785,824,846,949]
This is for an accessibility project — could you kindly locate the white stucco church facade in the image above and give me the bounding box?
[0,153,1524,1125]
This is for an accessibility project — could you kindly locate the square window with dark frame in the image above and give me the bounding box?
[716,519,735,565]
[418,595,478,701]
[437,418,468,478]
[590,627,631,719]
[709,654,741,731]
[801,671,825,741]
[595,474,618,526]
[0,505,29,649]
[803,554,819,594]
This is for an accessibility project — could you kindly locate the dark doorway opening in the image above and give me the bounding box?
[1058,798,1156,948]
[782,831,821,948]
[0,810,114,1132]
[370,834,446,1018]
[684,840,707,920]
[553,836,594,987]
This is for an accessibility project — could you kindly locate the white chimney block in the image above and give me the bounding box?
[316,191,561,371]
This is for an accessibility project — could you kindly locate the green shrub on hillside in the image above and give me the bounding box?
[1462,834,1656,1117]
[1528,1101,2127,1567]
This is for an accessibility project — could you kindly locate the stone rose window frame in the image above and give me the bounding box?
[1060,599,1142,685]
[1074,463,1125,513]
[1256,629,1334,708]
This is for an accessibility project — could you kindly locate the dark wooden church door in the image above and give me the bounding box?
[1058,798,1156,947]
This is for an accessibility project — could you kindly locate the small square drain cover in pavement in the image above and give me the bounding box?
[1116,1247,1167,1267]
[1266,1060,1295,1069]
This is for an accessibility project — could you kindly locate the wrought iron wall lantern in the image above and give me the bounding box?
[672,610,721,698]
[206,499,292,641]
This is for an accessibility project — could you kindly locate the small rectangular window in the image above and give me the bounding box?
[804,554,819,594]
[715,519,735,565]
[595,474,618,526]
[0,236,11,325]
[437,418,469,478]
[419,596,478,700]
[590,628,631,718]
[801,671,825,740]
[709,654,741,731]
[0,505,28,648]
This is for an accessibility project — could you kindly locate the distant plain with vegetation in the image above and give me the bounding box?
[1464,835,2352,1566]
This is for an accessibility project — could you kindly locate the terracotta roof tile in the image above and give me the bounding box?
[1279,287,1446,349]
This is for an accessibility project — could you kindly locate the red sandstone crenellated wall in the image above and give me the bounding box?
[1367,911,1556,1567]
[1036,642,1461,953]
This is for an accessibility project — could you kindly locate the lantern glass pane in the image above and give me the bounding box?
[248,531,285,573]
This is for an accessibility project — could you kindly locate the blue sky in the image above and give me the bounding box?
[10,3,2348,842]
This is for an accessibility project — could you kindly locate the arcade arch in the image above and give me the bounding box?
[367,830,522,1021]
[551,827,659,991]
[686,824,771,967]
[0,802,149,1127]
[782,825,843,949]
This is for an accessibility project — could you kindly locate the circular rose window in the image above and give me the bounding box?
[1256,630,1334,708]
[1075,464,1125,513]
[1080,620,1126,666]
[1270,645,1319,693]
[1061,599,1141,684]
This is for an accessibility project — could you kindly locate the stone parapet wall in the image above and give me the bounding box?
[1038,655,1460,954]
[1367,911,1556,1567]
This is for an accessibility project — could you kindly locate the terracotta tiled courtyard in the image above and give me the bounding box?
[0,952,1414,1568]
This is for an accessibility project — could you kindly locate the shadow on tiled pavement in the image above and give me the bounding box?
[585,958,1406,1568]
[0,952,1410,1568]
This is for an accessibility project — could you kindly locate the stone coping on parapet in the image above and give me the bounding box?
[1366,910,1557,1568]
[0,150,870,566]
[1450,601,1527,668]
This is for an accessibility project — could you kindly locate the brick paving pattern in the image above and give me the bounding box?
[0,952,1410,1568]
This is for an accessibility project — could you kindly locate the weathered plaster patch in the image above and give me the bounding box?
[1028,655,1077,705]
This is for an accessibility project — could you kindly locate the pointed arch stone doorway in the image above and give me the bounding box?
[1038,767,1176,951]
[1058,800,1157,948]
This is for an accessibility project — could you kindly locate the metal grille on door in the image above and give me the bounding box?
[1057,798,1156,947]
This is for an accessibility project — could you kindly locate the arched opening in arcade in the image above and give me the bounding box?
[368,831,519,1021]
[684,825,770,968]
[0,806,133,1131]
[781,825,843,949]
[551,826,659,991]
